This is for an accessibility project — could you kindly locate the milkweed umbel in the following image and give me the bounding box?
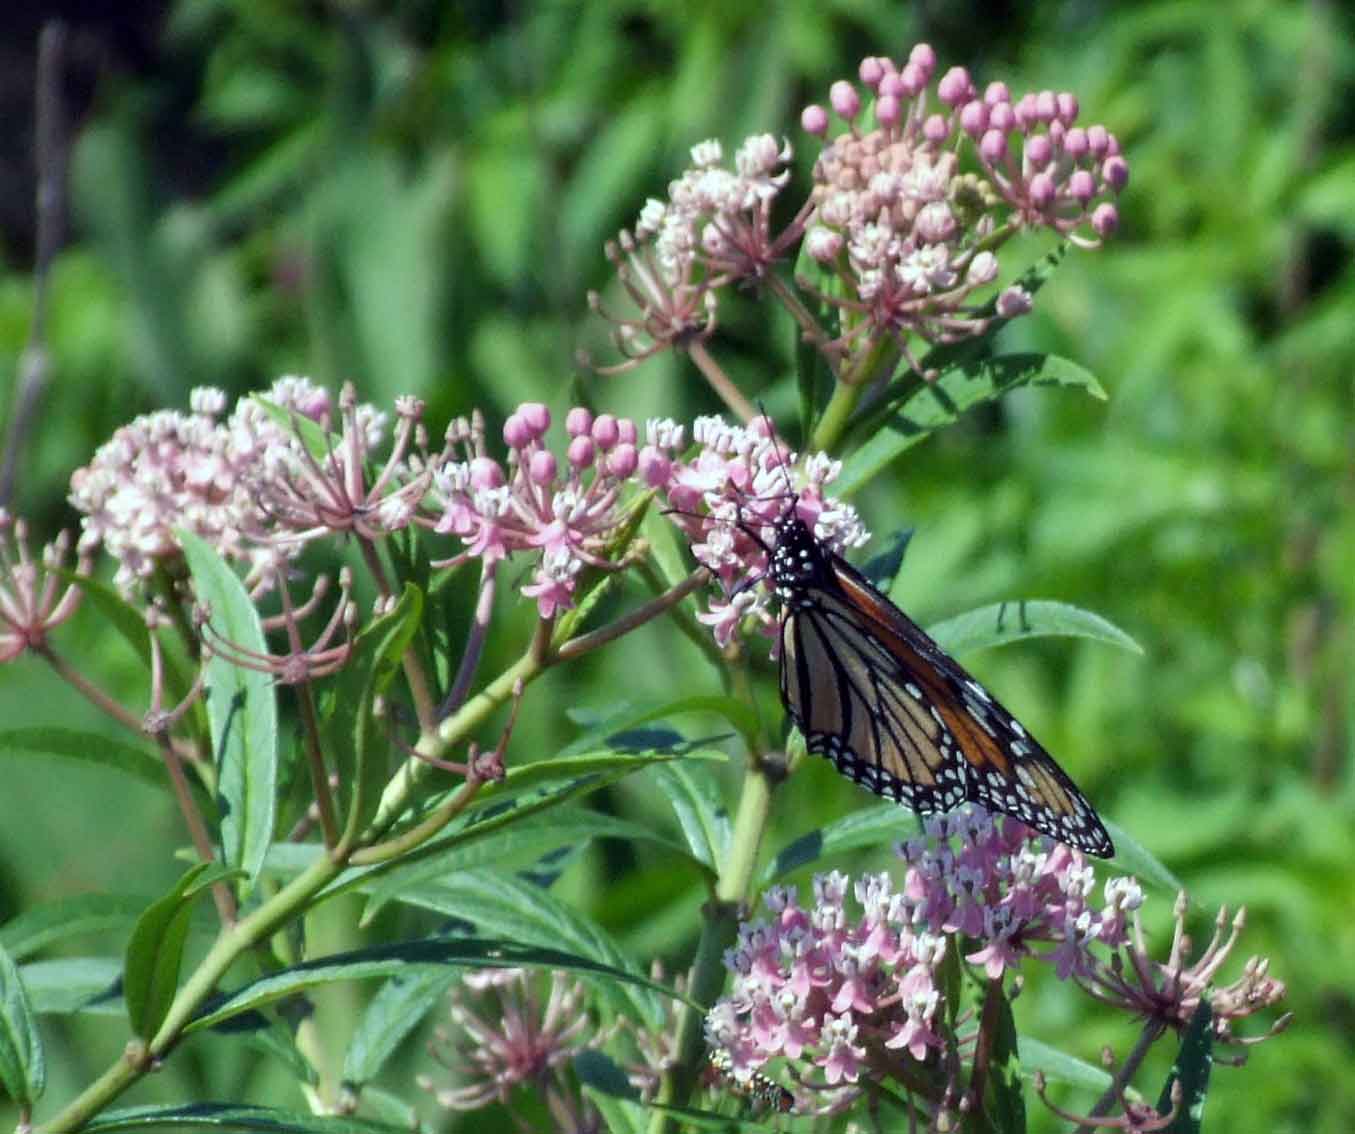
[764,493,1115,859]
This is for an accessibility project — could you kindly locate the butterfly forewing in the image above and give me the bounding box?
[771,511,1113,858]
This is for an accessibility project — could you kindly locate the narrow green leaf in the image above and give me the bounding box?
[180,531,278,890]
[0,728,163,789]
[860,528,915,594]
[0,942,45,1104]
[1159,1001,1213,1132]
[1017,1037,1117,1094]
[18,959,123,1016]
[124,863,240,1039]
[651,763,732,872]
[561,695,755,755]
[373,870,665,1024]
[0,894,149,961]
[83,1102,409,1133]
[985,983,1026,1134]
[328,583,423,835]
[341,969,457,1087]
[928,600,1143,657]
[186,938,682,1034]
[837,352,1106,498]
[1104,819,1183,893]
[252,397,334,461]
[361,806,707,922]
[51,568,151,667]
[762,802,922,883]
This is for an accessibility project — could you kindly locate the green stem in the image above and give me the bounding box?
[688,340,760,424]
[647,761,775,1134]
[811,379,864,453]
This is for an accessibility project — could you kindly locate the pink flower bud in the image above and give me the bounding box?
[984,81,1011,106]
[1063,126,1088,159]
[608,443,638,478]
[470,457,505,489]
[829,80,860,121]
[1025,134,1053,169]
[529,450,557,484]
[966,251,999,285]
[638,446,671,487]
[566,407,593,437]
[1035,89,1058,122]
[876,94,902,128]
[1028,171,1056,208]
[996,286,1032,317]
[801,104,829,135]
[979,128,1008,164]
[922,113,949,144]
[908,42,936,77]
[567,436,595,469]
[1014,92,1038,129]
[503,414,531,449]
[915,201,957,244]
[1091,203,1119,237]
[878,72,903,99]
[1086,125,1109,157]
[617,418,637,445]
[518,402,551,437]
[806,226,844,262]
[858,56,884,87]
[1068,169,1096,204]
[591,414,620,449]
[1056,91,1079,124]
[988,101,1015,133]
[1102,155,1129,192]
[959,99,989,137]
[937,66,972,107]
[899,61,928,97]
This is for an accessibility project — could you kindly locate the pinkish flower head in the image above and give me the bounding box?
[801,104,830,136]
[0,514,88,662]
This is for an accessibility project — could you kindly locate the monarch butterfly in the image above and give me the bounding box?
[767,503,1115,858]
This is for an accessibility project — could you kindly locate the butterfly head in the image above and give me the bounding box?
[768,507,836,606]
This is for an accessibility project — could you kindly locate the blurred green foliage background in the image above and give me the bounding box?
[1,1,1351,1131]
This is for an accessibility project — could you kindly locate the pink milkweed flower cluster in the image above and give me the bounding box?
[417,969,604,1117]
[591,135,807,371]
[642,415,869,646]
[0,511,88,662]
[708,805,1286,1100]
[68,377,379,590]
[799,43,1128,359]
[426,404,644,619]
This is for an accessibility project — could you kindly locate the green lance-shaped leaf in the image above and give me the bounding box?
[1017,1038,1117,1095]
[180,531,278,891]
[561,695,757,755]
[983,982,1027,1134]
[341,968,457,1087]
[124,862,242,1039]
[762,802,923,883]
[18,959,124,1016]
[0,894,150,961]
[1159,1001,1214,1133]
[186,937,683,1034]
[0,728,166,791]
[837,352,1106,498]
[928,600,1142,657]
[0,941,45,1105]
[327,583,423,837]
[83,1102,412,1133]
[651,761,732,872]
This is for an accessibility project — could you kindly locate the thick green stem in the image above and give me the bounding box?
[811,379,864,453]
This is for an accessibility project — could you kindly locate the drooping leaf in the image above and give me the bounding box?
[561,695,755,754]
[0,942,45,1105]
[1017,1037,1117,1094]
[0,894,149,961]
[370,869,666,1024]
[341,968,457,1087]
[928,600,1143,657]
[83,1102,409,1133]
[0,728,164,790]
[186,938,683,1034]
[180,531,278,890]
[837,352,1106,498]
[124,862,241,1039]
[1158,1001,1213,1133]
